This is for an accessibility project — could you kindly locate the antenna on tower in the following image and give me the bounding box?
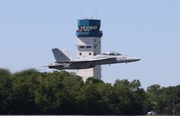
[81,9,84,19]
[81,9,82,19]
[83,9,85,19]
[95,9,98,19]
[94,9,95,19]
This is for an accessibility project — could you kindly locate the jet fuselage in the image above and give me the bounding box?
[48,54,140,70]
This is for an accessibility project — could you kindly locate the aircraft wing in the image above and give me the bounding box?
[55,57,115,63]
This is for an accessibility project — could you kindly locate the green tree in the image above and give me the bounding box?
[5,68,180,115]
[0,69,12,114]
[113,79,146,115]
[8,69,40,114]
[146,84,163,113]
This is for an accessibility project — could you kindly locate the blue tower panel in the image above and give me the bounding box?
[76,19,103,37]
[78,19,101,27]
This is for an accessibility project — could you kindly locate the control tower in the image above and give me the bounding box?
[76,18,103,80]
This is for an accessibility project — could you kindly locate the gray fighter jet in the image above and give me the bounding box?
[47,48,140,70]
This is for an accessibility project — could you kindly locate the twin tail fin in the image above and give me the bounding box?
[52,48,74,62]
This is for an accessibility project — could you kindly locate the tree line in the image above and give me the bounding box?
[0,68,180,115]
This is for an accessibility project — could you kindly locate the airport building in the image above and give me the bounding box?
[76,18,103,80]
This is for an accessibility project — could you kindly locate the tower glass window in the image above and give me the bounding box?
[79,46,85,48]
[86,46,91,48]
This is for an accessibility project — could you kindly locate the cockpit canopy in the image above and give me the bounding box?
[101,51,122,56]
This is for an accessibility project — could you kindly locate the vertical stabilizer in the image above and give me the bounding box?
[61,49,74,60]
[52,48,72,62]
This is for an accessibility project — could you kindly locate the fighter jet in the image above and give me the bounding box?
[47,48,140,70]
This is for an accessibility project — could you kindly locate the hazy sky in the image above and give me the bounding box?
[1,0,180,89]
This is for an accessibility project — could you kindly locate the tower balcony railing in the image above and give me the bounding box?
[76,30,103,37]
[76,29,102,33]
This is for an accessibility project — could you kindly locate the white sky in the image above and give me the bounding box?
[1,0,180,89]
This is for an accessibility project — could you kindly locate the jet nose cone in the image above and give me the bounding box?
[136,58,141,61]
[132,57,141,61]
[126,56,141,62]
